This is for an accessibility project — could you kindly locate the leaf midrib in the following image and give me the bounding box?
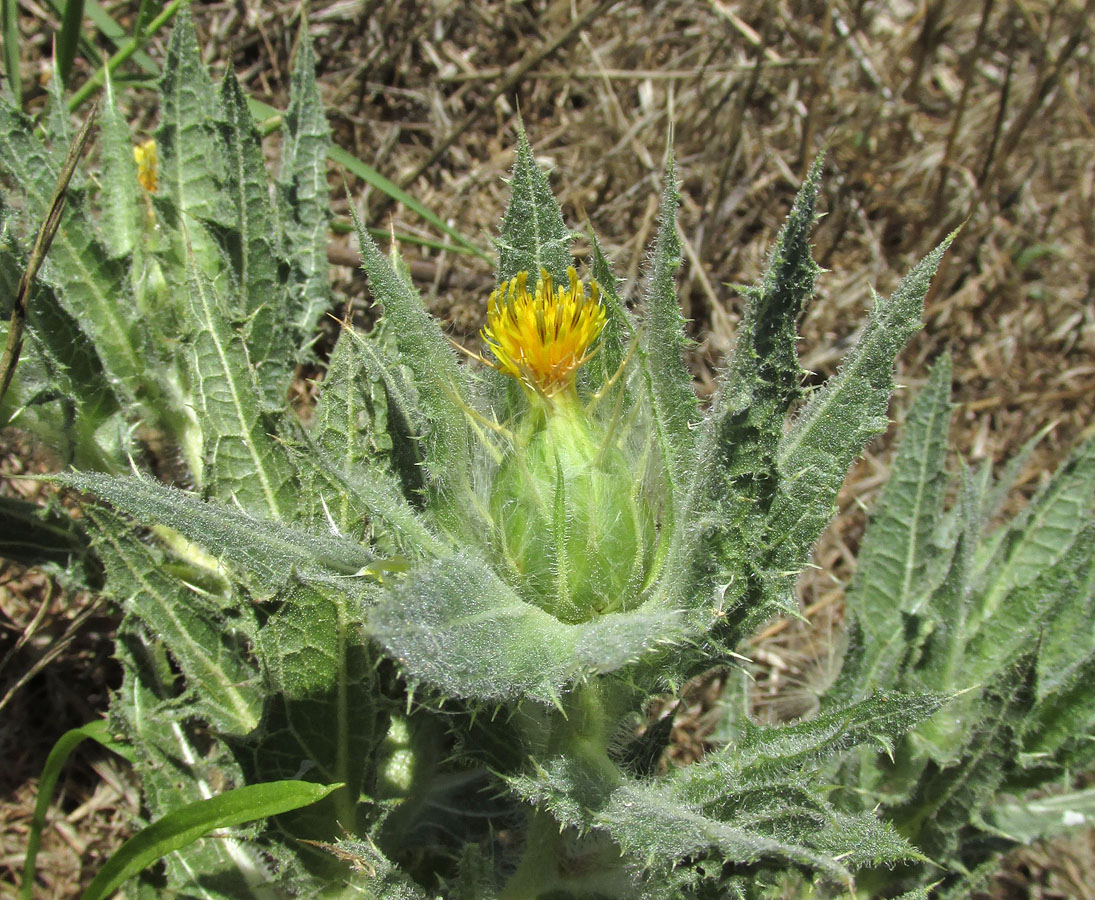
[191,275,283,519]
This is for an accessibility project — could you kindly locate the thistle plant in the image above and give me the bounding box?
[3,9,1094,900]
[0,5,333,574]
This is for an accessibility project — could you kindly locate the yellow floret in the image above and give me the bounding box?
[481,267,606,396]
[133,139,158,193]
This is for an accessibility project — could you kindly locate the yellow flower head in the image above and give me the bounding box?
[134,139,158,193]
[481,267,606,396]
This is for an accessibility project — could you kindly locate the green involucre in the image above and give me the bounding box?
[490,392,657,624]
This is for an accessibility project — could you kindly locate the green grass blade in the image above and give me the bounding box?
[332,143,489,261]
[47,0,165,75]
[22,720,134,900]
[47,2,103,75]
[79,0,158,71]
[248,96,487,261]
[356,222,481,254]
[66,0,182,112]
[77,780,343,900]
[55,0,86,86]
[2,0,21,103]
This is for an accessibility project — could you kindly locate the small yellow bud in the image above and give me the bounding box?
[134,139,158,193]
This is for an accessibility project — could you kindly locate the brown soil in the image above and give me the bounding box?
[2,0,1093,896]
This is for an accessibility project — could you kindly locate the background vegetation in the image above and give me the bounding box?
[1,0,1092,895]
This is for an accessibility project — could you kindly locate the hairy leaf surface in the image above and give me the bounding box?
[61,471,372,593]
[848,355,954,694]
[370,554,685,702]
[496,126,573,285]
[276,31,331,343]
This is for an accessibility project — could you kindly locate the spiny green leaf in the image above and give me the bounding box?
[1033,527,1095,699]
[507,755,614,832]
[637,154,699,490]
[675,160,826,638]
[979,423,1053,528]
[370,554,686,702]
[293,441,444,560]
[496,124,573,285]
[701,155,824,489]
[891,657,1034,863]
[0,235,123,470]
[510,756,909,881]
[905,470,986,763]
[587,232,636,394]
[319,837,432,900]
[598,781,850,881]
[335,325,430,508]
[314,326,390,473]
[216,65,291,405]
[87,505,262,736]
[807,811,926,869]
[183,266,295,519]
[965,528,1093,689]
[350,209,478,530]
[849,355,954,694]
[250,581,386,839]
[307,326,407,537]
[679,691,946,800]
[154,4,227,280]
[60,471,373,592]
[276,27,331,343]
[972,434,1095,626]
[770,236,953,584]
[98,71,141,259]
[42,57,75,159]
[0,100,147,402]
[1023,654,1095,771]
[1018,533,1095,765]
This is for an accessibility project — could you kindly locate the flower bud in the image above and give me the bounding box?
[491,398,654,623]
[482,269,655,623]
